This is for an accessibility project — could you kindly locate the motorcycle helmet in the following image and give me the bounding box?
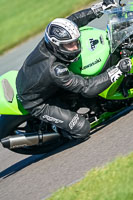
[44,18,81,62]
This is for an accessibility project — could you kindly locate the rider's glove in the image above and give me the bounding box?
[91,0,117,18]
[103,0,118,10]
[107,58,132,83]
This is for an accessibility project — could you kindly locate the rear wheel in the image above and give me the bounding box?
[0,115,65,155]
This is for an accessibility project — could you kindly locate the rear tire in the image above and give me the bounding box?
[0,115,65,155]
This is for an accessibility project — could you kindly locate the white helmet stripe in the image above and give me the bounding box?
[46,18,80,46]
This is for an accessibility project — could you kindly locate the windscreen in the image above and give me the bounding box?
[106,2,133,53]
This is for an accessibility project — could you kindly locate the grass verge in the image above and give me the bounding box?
[0,0,94,54]
[47,152,133,200]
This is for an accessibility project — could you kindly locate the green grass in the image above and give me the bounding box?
[0,0,94,54]
[47,153,133,200]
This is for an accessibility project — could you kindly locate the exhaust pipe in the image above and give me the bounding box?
[1,132,60,149]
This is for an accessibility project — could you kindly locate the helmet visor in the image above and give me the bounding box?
[60,39,81,53]
[58,39,81,62]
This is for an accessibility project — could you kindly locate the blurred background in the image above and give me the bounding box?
[0,0,129,55]
[0,0,94,55]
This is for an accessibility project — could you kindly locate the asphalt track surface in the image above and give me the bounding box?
[0,12,133,200]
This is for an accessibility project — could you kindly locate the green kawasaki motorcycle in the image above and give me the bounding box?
[0,2,133,155]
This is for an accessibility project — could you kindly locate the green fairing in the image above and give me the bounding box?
[90,110,121,129]
[69,26,133,100]
[69,26,110,76]
[0,70,29,115]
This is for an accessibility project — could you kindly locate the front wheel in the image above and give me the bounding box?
[0,115,65,155]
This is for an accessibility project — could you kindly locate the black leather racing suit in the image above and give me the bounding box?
[16,8,112,140]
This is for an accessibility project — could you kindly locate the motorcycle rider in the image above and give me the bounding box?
[16,0,132,141]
